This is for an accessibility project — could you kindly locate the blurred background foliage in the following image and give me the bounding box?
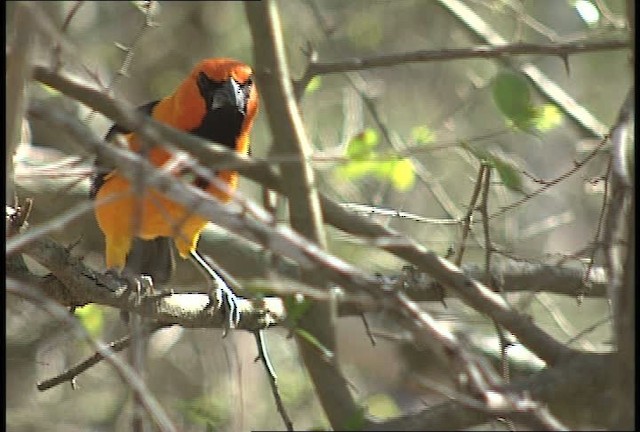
[7,0,632,430]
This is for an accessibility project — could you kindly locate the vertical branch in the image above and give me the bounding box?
[605,88,634,429]
[455,164,486,266]
[6,2,36,206]
[245,1,360,429]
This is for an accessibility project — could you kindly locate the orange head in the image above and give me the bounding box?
[153,57,258,155]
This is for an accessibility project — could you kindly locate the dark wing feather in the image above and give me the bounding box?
[89,101,160,199]
[91,101,175,284]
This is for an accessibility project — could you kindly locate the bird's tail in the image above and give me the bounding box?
[125,237,176,285]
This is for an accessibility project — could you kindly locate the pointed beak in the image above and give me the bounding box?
[210,77,246,115]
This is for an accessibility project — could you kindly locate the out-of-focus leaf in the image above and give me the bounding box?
[365,393,401,420]
[346,129,379,160]
[461,144,524,193]
[337,160,379,179]
[283,294,312,326]
[493,72,538,131]
[305,76,322,95]
[486,152,524,192]
[493,154,522,192]
[344,406,368,431]
[532,103,563,131]
[389,158,415,191]
[74,304,104,338]
[177,396,228,428]
[295,328,334,362]
[339,129,416,191]
[410,125,435,145]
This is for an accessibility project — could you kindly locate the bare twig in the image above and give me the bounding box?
[37,322,169,391]
[84,0,156,122]
[455,165,486,266]
[29,62,571,366]
[437,0,617,137]
[296,40,630,94]
[254,330,293,431]
[578,158,612,303]
[489,136,609,219]
[7,279,178,432]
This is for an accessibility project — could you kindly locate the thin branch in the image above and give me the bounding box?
[489,136,609,219]
[29,63,571,366]
[7,279,178,432]
[296,40,630,93]
[455,164,486,266]
[8,235,285,332]
[437,0,617,137]
[37,322,169,391]
[254,330,294,431]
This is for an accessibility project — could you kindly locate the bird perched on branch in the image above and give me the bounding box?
[90,58,259,322]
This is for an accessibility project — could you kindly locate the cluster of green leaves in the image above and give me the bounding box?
[336,128,418,192]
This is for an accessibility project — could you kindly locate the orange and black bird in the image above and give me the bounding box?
[90,58,258,321]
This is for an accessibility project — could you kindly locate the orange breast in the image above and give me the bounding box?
[94,168,238,269]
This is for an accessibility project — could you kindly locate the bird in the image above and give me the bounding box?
[90,57,259,322]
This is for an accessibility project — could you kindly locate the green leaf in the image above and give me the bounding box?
[177,396,228,427]
[346,129,379,160]
[532,103,563,131]
[344,406,368,431]
[305,76,322,95]
[283,295,313,326]
[493,72,537,131]
[365,393,401,420]
[38,82,60,96]
[295,328,334,362]
[410,125,435,145]
[389,159,416,191]
[462,145,524,193]
[74,304,104,338]
[486,153,524,193]
[339,130,415,192]
[336,160,379,180]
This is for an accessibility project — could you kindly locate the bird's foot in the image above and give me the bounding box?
[208,281,240,336]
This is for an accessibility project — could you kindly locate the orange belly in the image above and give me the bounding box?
[95,171,236,269]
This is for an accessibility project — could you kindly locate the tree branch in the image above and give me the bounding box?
[23,84,572,366]
[296,40,630,94]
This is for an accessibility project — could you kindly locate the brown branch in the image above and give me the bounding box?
[22,88,572,428]
[489,136,609,219]
[604,87,634,429]
[36,322,169,391]
[246,2,358,430]
[6,2,36,205]
[7,279,178,432]
[7,235,285,332]
[364,352,612,430]
[25,84,571,363]
[295,40,630,93]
